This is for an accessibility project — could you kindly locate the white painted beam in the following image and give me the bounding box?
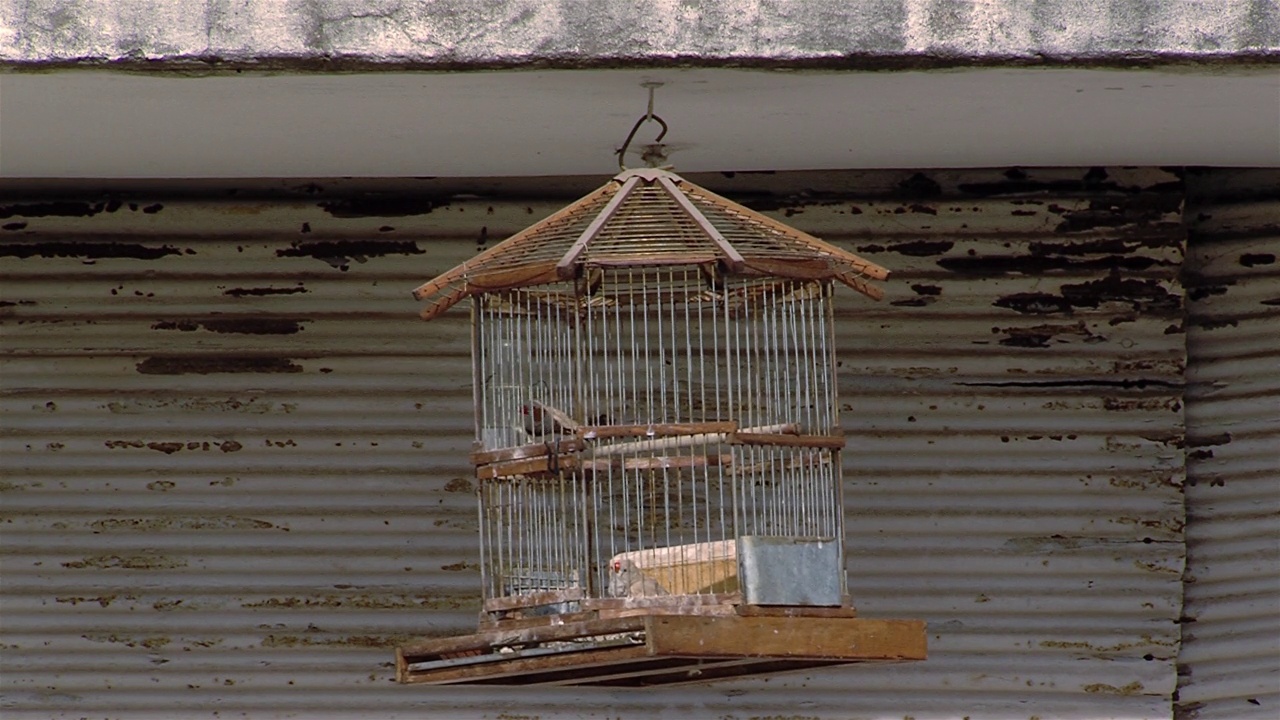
[1,68,1277,178]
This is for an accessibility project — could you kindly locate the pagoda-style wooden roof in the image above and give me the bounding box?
[412,168,889,320]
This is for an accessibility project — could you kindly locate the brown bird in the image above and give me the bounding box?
[607,558,668,598]
[521,400,579,439]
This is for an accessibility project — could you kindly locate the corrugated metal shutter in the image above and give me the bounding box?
[1176,170,1280,720]
[2,167,1186,718]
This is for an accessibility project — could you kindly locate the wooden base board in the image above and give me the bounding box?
[397,612,925,686]
[480,597,857,632]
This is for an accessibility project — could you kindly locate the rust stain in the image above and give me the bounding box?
[104,439,243,454]
[276,239,423,270]
[1103,397,1182,412]
[1108,474,1173,490]
[89,516,274,532]
[994,321,1104,348]
[62,553,187,570]
[883,240,953,257]
[105,397,295,414]
[993,292,1072,315]
[1053,200,1179,234]
[995,274,1179,316]
[0,200,121,218]
[1083,681,1146,695]
[151,318,306,335]
[55,595,118,607]
[940,252,1160,275]
[136,356,303,375]
[1187,284,1229,302]
[443,477,474,493]
[1029,237,1175,256]
[1133,559,1181,575]
[891,282,946,308]
[242,592,477,611]
[318,197,444,218]
[259,633,416,648]
[0,241,188,260]
[82,632,172,649]
[889,297,933,307]
[1042,637,1173,655]
[1115,515,1185,534]
[222,285,308,297]
[1193,317,1238,330]
[1039,640,1092,650]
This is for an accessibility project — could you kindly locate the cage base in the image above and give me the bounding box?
[396,612,925,686]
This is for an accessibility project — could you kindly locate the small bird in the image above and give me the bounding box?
[521,401,579,439]
[607,559,668,598]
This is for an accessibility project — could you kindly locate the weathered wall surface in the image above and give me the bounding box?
[1176,171,1280,720]
[1,167,1191,718]
[2,0,1277,68]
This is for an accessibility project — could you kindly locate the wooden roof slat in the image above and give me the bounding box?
[555,174,642,280]
[658,175,745,273]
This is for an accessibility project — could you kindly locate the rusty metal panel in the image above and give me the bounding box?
[1,167,1185,718]
[1176,171,1280,720]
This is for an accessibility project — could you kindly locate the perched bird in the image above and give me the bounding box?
[607,558,668,598]
[521,400,579,439]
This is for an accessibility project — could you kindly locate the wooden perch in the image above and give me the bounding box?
[476,454,580,480]
[591,423,797,456]
[482,589,585,613]
[579,421,737,440]
[471,437,585,466]
[732,432,846,449]
[581,454,733,472]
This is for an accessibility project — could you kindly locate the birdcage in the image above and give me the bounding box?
[396,168,926,686]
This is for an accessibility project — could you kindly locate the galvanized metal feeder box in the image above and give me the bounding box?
[397,168,926,686]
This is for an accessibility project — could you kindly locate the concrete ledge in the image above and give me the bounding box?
[2,0,1278,70]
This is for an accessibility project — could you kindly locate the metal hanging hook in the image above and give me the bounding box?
[616,82,668,171]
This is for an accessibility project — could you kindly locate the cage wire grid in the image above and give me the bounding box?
[474,266,842,602]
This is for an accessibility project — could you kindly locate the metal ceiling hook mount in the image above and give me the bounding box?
[617,82,669,171]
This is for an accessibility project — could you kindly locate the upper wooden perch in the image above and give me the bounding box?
[412,168,890,320]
